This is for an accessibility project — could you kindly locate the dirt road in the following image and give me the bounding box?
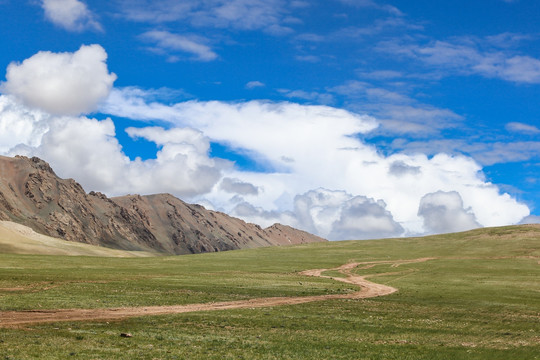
[0,258,433,327]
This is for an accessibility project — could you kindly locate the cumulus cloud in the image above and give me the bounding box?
[294,189,403,240]
[41,0,102,32]
[388,160,421,176]
[122,126,228,195]
[127,126,208,149]
[35,117,129,190]
[227,188,403,240]
[230,201,297,228]
[418,191,481,234]
[1,79,531,238]
[1,45,116,115]
[140,30,218,62]
[0,96,50,153]
[100,88,530,236]
[519,215,540,224]
[101,93,379,168]
[220,178,259,195]
[0,104,227,197]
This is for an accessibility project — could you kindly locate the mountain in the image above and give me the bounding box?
[0,155,325,255]
[0,220,155,257]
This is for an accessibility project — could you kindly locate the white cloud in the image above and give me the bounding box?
[120,0,293,34]
[119,0,195,22]
[127,126,206,148]
[335,0,403,16]
[290,1,310,8]
[41,0,102,32]
[1,45,116,115]
[101,92,379,165]
[0,103,227,197]
[389,138,540,166]
[295,34,325,42]
[295,55,321,62]
[101,89,530,237]
[330,80,402,102]
[230,201,297,227]
[506,122,540,134]
[373,104,463,135]
[294,189,403,240]
[476,55,540,83]
[418,191,481,234]
[379,37,540,84]
[278,89,335,105]
[205,0,291,33]
[519,215,540,224]
[35,117,129,191]
[141,30,218,62]
[294,15,421,47]
[0,96,50,154]
[245,81,265,89]
[122,126,228,195]
[336,0,378,6]
[228,188,403,240]
[330,80,463,135]
[356,70,404,80]
[472,142,540,165]
[149,100,378,172]
[1,85,531,239]
[388,160,421,176]
[486,32,532,48]
[220,178,259,195]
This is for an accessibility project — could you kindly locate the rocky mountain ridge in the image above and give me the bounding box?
[0,155,325,255]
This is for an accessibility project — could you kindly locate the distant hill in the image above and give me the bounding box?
[0,155,325,255]
[0,221,156,257]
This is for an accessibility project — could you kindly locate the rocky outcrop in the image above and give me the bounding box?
[0,155,325,254]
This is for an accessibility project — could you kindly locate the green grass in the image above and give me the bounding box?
[0,225,539,359]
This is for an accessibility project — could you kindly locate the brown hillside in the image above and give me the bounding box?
[0,155,325,255]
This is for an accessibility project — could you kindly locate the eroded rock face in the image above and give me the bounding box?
[0,155,326,254]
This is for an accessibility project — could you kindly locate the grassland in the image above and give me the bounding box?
[0,225,539,359]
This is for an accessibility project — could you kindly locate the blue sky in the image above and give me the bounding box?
[0,0,539,239]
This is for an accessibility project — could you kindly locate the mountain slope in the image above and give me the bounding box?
[0,221,155,257]
[0,155,325,255]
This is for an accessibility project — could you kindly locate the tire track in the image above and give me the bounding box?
[0,258,434,327]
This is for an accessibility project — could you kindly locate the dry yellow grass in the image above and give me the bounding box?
[0,221,155,257]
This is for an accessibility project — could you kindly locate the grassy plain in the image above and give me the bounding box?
[0,225,539,359]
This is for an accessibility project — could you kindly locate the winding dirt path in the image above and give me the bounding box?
[0,258,434,327]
